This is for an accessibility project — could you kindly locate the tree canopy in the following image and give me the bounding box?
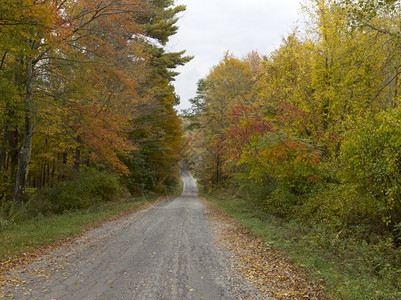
[0,0,191,207]
[184,0,401,235]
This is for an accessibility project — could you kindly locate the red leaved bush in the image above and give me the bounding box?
[223,104,274,161]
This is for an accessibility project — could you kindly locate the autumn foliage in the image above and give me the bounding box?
[0,0,190,211]
[223,104,274,161]
[185,0,401,239]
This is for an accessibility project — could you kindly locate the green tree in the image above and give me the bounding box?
[124,0,192,194]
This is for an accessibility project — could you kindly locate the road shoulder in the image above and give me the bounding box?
[0,195,167,277]
[201,196,326,299]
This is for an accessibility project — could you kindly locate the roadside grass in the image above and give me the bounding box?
[201,189,401,300]
[173,175,184,196]
[0,193,162,272]
[0,170,187,273]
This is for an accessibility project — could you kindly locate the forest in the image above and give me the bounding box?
[1,0,401,297]
[184,0,401,296]
[0,0,191,217]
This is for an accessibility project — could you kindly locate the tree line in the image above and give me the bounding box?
[0,0,191,211]
[184,0,401,239]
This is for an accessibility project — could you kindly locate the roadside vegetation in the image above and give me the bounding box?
[0,0,189,271]
[0,194,158,273]
[202,189,400,299]
[184,0,401,298]
[0,0,190,261]
[0,167,183,273]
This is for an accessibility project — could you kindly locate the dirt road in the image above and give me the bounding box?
[0,171,261,299]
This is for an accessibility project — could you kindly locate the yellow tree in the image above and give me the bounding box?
[0,0,148,205]
[306,0,392,155]
[193,53,257,188]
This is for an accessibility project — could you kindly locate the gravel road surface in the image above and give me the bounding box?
[0,171,261,299]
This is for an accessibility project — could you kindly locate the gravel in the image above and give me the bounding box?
[0,171,261,299]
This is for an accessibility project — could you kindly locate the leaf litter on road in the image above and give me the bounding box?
[201,197,326,300]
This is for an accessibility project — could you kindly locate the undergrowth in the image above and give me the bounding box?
[0,172,183,270]
[202,188,401,300]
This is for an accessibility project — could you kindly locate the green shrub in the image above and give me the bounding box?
[204,190,401,298]
[28,168,119,215]
[340,107,401,228]
[299,183,380,233]
[88,168,120,201]
[231,132,323,218]
[0,217,14,232]
[266,184,300,218]
[0,200,27,223]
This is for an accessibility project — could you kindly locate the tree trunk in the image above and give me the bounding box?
[0,117,18,179]
[13,57,34,207]
[0,122,8,177]
[61,151,67,180]
[215,152,220,187]
[51,158,55,187]
[9,129,19,181]
[41,162,46,188]
[46,163,50,187]
[74,135,82,172]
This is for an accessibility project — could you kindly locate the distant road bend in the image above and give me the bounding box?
[0,169,261,299]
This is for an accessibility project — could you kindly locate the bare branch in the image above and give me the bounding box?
[0,52,7,70]
[42,56,104,65]
[363,22,400,39]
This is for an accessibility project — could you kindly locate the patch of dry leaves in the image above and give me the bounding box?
[202,197,326,300]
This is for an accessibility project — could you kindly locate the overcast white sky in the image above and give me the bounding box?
[167,0,302,111]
